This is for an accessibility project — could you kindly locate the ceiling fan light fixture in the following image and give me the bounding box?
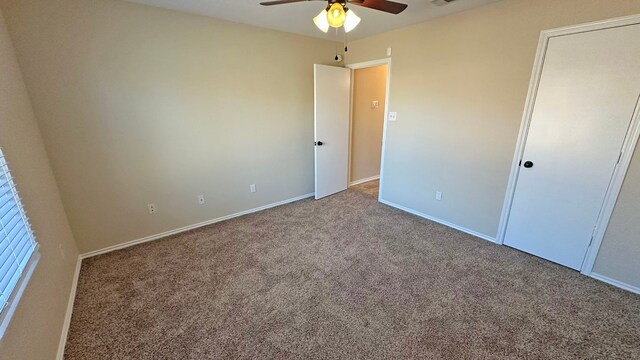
[343,9,361,33]
[326,3,346,28]
[313,9,330,33]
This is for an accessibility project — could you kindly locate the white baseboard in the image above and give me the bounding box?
[588,272,640,295]
[349,175,380,187]
[378,198,497,243]
[81,193,315,259]
[57,256,82,360]
[379,199,640,296]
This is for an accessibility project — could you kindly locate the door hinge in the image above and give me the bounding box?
[588,226,598,246]
[616,151,623,165]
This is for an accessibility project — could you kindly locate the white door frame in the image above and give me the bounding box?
[496,14,640,276]
[346,58,392,202]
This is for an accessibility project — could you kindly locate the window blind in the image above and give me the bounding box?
[0,148,37,314]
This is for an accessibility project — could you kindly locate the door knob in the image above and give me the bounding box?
[315,141,324,146]
[523,161,534,168]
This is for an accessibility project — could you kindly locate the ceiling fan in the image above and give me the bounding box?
[260,0,408,33]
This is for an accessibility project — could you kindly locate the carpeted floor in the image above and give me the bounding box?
[65,180,640,359]
[352,179,380,197]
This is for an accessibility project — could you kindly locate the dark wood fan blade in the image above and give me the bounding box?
[349,0,408,14]
[260,0,323,5]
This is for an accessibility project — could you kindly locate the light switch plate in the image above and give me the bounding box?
[388,112,397,121]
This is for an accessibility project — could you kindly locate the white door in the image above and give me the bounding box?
[314,64,351,199]
[504,24,640,270]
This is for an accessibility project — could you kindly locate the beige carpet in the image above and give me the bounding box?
[352,179,380,197]
[65,180,640,359]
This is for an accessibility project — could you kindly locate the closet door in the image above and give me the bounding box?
[504,24,640,270]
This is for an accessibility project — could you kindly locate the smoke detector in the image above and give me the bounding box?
[431,0,456,6]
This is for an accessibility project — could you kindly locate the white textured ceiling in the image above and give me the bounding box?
[124,0,501,40]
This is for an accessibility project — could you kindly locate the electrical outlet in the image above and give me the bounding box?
[148,203,157,214]
[435,192,442,201]
[371,100,379,109]
[388,112,397,121]
[198,195,205,205]
[250,184,256,193]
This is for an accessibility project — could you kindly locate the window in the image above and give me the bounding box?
[0,147,38,321]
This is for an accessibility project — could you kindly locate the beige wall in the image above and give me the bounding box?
[350,65,387,183]
[0,9,79,360]
[0,0,337,254]
[347,0,640,286]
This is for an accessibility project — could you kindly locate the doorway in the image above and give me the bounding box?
[347,61,389,199]
[313,59,391,200]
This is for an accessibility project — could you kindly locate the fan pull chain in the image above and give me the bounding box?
[344,30,348,53]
